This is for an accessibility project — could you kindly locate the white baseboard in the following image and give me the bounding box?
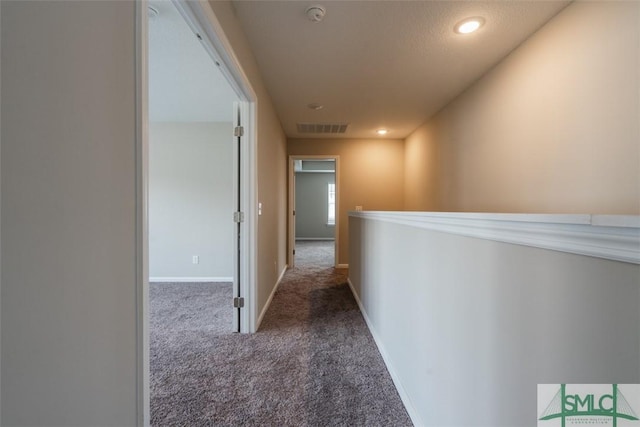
[149,276,233,283]
[336,263,349,269]
[256,264,289,330]
[347,278,423,427]
[295,237,335,241]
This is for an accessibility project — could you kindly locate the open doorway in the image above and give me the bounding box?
[148,0,238,332]
[288,155,340,268]
[139,0,259,423]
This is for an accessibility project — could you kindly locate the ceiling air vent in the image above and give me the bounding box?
[297,122,349,134]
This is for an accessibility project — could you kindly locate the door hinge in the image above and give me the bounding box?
[234,126,244,137]
[233,211,245,223]
[293,210,296,216]
[293,249,296,255]
[233,297,244,308]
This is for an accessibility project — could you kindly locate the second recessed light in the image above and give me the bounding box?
[455,17,485,34]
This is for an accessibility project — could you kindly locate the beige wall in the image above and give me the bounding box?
[288,138,405,265]
[405,1,640,214]
[404,123,440,211]
[208,1,288,324]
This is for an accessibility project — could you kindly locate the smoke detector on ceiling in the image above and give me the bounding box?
[305,5,326,23]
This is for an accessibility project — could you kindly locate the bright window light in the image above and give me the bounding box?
[327,183,336,225]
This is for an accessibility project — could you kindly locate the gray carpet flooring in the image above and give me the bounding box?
[150,243,412,426]
[295,240,335,267]
[150,282,234,336]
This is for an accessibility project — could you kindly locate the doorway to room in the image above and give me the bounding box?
[141,0,257,425]
[140,0,259,423]
[147,0,239,333]
[288,156,340,268]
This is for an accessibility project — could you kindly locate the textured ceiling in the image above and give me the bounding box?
[232,0,570,139]
[148,0,237,122]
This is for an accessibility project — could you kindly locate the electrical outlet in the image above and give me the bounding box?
[192,255,199,264]
[355,206,363,211]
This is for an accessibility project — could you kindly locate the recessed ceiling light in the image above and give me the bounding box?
[455,17,485,34]
[307,103,324,110]
[376,129,388,136]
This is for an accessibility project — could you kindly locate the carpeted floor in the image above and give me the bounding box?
[150,282,234,336]
[150,244,412,426]
[295,239,335,267]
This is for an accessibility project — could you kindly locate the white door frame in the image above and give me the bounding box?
[288,155,340,268]
[135,0,258,424]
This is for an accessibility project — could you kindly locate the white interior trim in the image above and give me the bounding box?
[295,170,335,174]
[172,0,256,102]
[349,211,640,264]
[149,277,233,283]
[134,1,149,425]
[295,237,335,241]
[346,278,423,427]
[0,0,2,417]
[0,3,2,419]
[256,265,289,330]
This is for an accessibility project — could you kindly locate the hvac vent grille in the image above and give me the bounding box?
[297,123,349,134]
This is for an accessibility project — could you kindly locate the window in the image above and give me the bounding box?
[327,183,336,225]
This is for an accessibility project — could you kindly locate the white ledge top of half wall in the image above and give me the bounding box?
[348,211,640,265]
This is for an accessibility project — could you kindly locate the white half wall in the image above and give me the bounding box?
[149,122,234,280]
[349,212,640,427]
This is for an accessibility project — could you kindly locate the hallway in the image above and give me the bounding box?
[150,259,411,426]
